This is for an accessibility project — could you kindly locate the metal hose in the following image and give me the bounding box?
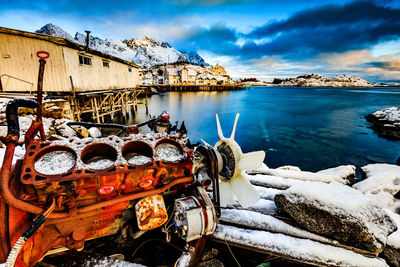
[4,199,55,267]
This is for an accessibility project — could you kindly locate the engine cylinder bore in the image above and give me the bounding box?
[154,140,184,162]
[122,141,153,166]
[81,143,117,170]
[34,146,77,176]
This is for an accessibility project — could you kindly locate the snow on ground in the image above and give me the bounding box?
[252,165,355,184]
[255,186,282,200]
[282,181,395,249]
[248,174,301,189]
[214,224,388,267]
[226,199,277,215]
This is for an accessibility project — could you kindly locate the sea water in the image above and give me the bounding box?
[123,87,400,173]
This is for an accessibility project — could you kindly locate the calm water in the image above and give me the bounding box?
[127,87,400,173]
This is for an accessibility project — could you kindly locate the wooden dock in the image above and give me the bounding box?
[151,84,244,92]
[69,88,148,123]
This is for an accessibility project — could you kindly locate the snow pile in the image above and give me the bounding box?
[353,164,400,211]
[274,73,373,87]
[214,225,388,267]
[278,181,396,251]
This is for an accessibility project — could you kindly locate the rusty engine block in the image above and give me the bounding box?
[7,132,196,266]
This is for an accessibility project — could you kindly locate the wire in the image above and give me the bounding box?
[224,237,241,267]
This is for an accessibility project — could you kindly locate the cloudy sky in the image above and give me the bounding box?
[1,0,399,81]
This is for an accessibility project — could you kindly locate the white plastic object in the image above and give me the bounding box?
[214,113,265,208]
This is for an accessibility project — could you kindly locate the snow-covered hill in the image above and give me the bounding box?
[35,23,209,69]
[122,36,187,68]
[180,51,211,67]
[273,73,373,87]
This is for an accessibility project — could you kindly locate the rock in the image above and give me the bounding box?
[366,107,400,140]
[274,181,397,253]
[273,73,373,87]
[199,259,224,267]
[75,126,89,138]
[88,127,101,138]
[56,123,76,138]
[42,106,64,119]
[382,246,400,267]
[43,99,74,120]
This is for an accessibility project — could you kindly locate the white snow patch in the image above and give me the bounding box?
[353,164,400,211]
[155,143,183,162]
[371,107,400,123]
[282,181,395,249]
[385,209,400,249]
[214,225,388,267]
[220,209,334,244]
[257,165,355,184]
[34,151,76,175]
[127,155,152,165]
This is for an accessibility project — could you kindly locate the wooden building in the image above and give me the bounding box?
[0,27,140,93]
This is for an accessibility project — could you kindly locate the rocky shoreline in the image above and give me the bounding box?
[366,107,400,140]
[271,73,373,87]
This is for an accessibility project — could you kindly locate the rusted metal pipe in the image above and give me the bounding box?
[35,51,49,141]
[1,169,192,219]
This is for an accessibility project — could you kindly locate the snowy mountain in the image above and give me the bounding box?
[180,51,211,67]
[36,23,76,43]
[35,23,208,69]
[123,36,188,68]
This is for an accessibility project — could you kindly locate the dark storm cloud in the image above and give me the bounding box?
[176,1,400,60]
[243,1,400,59]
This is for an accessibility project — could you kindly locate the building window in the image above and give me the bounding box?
[79,55,92,66]
[128,68,132,72]
[103,61,110,68]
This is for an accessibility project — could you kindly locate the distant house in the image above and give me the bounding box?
[211,63,228,77]
[0,27,140,92]
[165,67,180,84]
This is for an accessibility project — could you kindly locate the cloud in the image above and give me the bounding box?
[243,1,400,59]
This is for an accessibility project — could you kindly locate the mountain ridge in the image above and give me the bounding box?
[35,23,210,69]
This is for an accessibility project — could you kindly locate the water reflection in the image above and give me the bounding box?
[123,87,400,173]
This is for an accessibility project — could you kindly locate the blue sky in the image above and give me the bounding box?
[1,0,400,81]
